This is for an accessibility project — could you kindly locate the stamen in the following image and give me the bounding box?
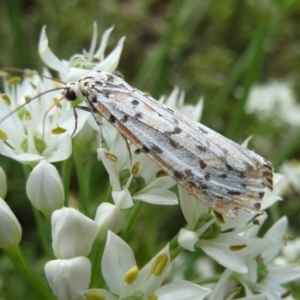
[1,94,11,105]
[51,125,67,134]
[8,77,21,86]
[0,129,8,141]
[229,244,247,251]
[104,152,118,162]
[151,253,169,276]
[130,162,140,175]
[124,266,139,284]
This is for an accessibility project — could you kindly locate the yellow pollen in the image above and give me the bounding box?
[0,129,8,141]
[130,161,141,175]
[151,253,169,276]
[51,125,67,134]
[24,110,32,120]
[124,266,139,284]
[252,219,260,225]
[104,152,118,162]
[84,290,107,300]
[1,94,11,105]
[25,95,31,103]
[155,170,168,177]
[148,294,158,300]
[214,211,224,224]
[229,244,247,251]
[53,98,62,108]
[8,76,21,86]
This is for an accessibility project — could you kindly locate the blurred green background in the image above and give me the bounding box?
[1,0,300,298]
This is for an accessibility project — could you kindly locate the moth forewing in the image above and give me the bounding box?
[64,70,274,219]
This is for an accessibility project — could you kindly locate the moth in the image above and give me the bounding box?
[64,70,273,219]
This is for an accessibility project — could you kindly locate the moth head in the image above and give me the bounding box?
[63,82,80,101]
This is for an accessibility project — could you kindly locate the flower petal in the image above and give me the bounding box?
[39,26,67,73]
[45,256,91,300]
[199,242,248,274]
[155,281,211,300]
[26,161,64,216]
[95,37,125,73]
[51,207,99,258]
[102,231,136,295]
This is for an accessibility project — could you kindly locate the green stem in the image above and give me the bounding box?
[22,165,51,256]
[73,145,90,216]
[33,209,52,257]
[195,274,221,285]
[89,239,105,288]
[170,245,184,261]
[226,20,273,140]
[271,129,300,169]
[121,201,143,240]
[133,0,182,94]
[4,246,55,300]
[60,156,72,207]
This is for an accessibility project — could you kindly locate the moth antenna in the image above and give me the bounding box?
[0,87,67,123]
[0,67,66,85]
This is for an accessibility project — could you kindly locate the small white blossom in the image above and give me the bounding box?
[0,166,7,199]
[178,186,279,274]
[236,216,300,299]
[94,202,125,240]
[39,23,125,82]
[245,81,300,127]
[81,231,211,299]
[159,87,204,121]
[0,70,88,165]
[277,160,300,194]
[0,197,22,248]
[45,256,91,300]
[51,207,99,258]
[26,160,64,216]
[97,132,178,209]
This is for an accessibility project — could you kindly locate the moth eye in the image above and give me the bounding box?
[65,89,77,101]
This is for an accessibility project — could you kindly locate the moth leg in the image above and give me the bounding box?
[71,107,80,138]
[71,106,93,138]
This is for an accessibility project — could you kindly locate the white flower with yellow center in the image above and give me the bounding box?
[81,231,211,300]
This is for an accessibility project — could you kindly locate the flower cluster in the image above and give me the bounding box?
[0,24,300,300]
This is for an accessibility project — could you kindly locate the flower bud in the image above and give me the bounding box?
[0,166,7,199]
[45,256,91,300]
[178,228,198,251]
[52,207,99,258]
[0,198,22,248]
[94,202,125,240]
[26,160,64,216]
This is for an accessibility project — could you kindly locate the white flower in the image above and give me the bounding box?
[209,269,268,300]
[239,216,300,299]
[159,87,204,121]
[0,166,7,199]
[245,81,300,127]
[45,256,91,300]
[26,160,64,216]
[97,132,178,209]
[51,207,99,258]
[278,160,300,194]
[81,231,211,299]
[177,186,278,274]
[0,197,22,248]
[280,237,300,263]
[94,202,125,240]
[39,23,125,82]
[0,70,88,165]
